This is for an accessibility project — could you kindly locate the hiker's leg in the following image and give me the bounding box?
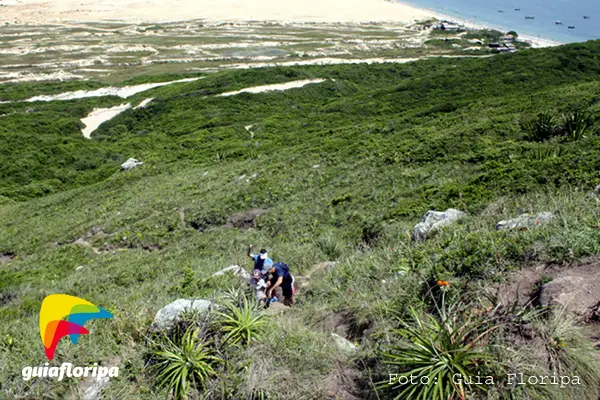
[282,285,294,306]
[283,295,294,306]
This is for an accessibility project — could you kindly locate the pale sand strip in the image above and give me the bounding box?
[24,78,201,102]
[0,0,432,24]
[219,79,327,96]
[81,103,131,139]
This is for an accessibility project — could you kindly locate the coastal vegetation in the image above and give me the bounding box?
[1,40,600,399]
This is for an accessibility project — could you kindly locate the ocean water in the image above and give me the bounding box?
[398,0,600,44]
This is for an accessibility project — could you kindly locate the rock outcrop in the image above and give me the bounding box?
[152,299,212,331]
[120,158,143,171]
[331,333,358,353]
[212,265,251,280]
[413,209,465,241]
[496,212,552,231]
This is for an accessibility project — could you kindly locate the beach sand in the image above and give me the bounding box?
[0,0,433,24]
[0,0,561,47]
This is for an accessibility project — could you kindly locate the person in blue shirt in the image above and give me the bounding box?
[247,245,273,273]
[266,262,295,306]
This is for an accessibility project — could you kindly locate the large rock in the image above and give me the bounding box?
[212,265,250,280]
[496,212,552,231]
[331,333,358,353]
[152,299,212,331]
[413,209,465,241]
[121,158,143,171]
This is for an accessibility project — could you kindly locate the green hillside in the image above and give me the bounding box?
[1,41,600,399]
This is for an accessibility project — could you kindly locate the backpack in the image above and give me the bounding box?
[273,262,290,274]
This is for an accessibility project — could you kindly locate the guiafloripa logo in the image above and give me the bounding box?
[39,294,112,360]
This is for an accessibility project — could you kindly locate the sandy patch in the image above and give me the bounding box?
[0,0,432,25]
[134,97,153,108]
[81,103,131,138]
[0,70,84,84]
[219,79,326,96]
[22,77,201,102]
[80,98,153,137]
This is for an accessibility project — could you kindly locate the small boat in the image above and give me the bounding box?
[525,15,535,20]
[498,10,504,13]
[514,8,521,11]
[555,20,562,25]
[568,25,575,29]
[583,15,590,19]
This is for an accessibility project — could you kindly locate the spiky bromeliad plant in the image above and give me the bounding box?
[561,110,592,141]
[380,291,502,400]
[216,297,266,347]
[151,327,221,400]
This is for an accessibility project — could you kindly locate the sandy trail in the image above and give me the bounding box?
[219,79,327,96]
[0,0,432,24]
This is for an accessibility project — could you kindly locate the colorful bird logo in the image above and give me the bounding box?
[39,294,112,360]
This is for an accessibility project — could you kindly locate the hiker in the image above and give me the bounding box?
[249,269,268,303]
[247,245,273,273]
[266,262,295,306]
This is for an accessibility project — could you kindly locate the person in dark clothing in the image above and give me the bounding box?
[266,262,295,306]
[247,245,273,273]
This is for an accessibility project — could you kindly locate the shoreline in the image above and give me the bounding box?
[415,6,563,48]
[0,0,563,48]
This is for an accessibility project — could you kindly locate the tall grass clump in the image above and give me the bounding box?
[313,232,344,260]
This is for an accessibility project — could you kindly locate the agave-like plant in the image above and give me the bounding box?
[216,299,266,348]
[151,327,220,400]
[530,112,558,141]
[561,110,592,141]
[380,300,501,400]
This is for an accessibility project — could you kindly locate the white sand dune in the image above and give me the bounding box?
[80,98,153,138]
[219,79,327,96]
[0,0,432,24]
[23,78,201,102]
[81,103,131,139]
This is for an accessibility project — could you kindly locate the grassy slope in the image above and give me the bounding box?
[1,41,600,398]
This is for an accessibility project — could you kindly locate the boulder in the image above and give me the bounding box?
[120,158,143,171]
[152,299,212,331]
[82,376,109,400]
[413,209,465,241]
[496,212,552,231]
[331,333,358,353]
[212,265,251,280]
